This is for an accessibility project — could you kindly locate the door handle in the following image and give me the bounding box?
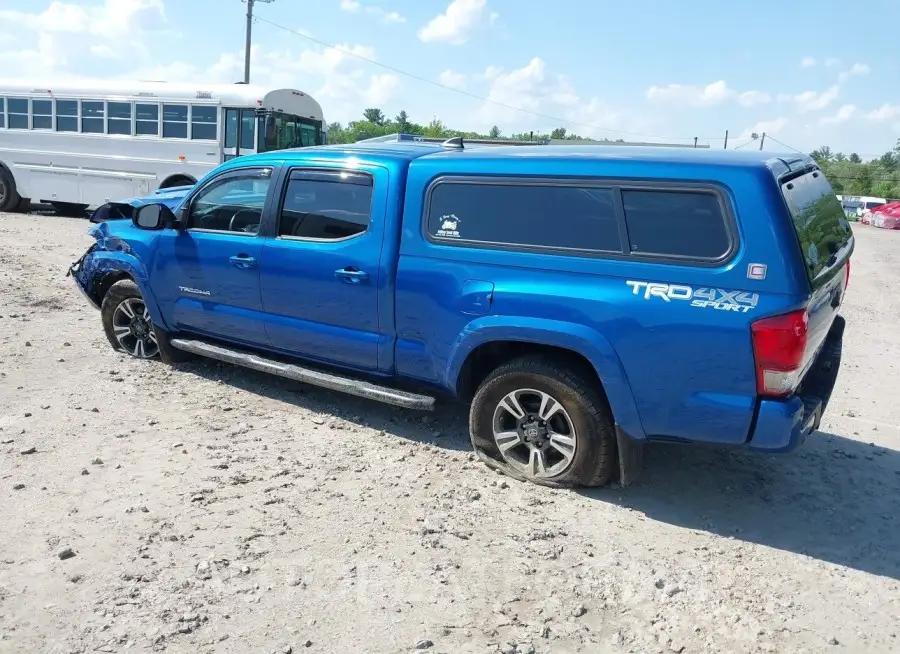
[229,254,257,269]
[334,267,369,284]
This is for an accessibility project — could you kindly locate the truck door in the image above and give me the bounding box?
[150,166,276,345]
[258,165,389,372]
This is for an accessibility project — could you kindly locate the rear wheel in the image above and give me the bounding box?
[0,167,21,213]
[469,356,617,487]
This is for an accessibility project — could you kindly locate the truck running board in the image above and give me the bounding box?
[169,338,436,411]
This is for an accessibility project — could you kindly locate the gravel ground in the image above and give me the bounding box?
[1,213,899,654]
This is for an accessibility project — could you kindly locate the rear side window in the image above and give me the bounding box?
[781,169,852,281]
[277,171,373,241]
[426,182,621,253]
[622,190,731,260]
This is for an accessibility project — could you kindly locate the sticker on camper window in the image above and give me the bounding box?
[435,214,462,239]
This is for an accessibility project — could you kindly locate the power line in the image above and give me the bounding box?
[252,14,710,142]
[764,135,803,153]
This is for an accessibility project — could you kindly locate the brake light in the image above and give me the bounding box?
[844,259,850,291]
[751,309,809,397]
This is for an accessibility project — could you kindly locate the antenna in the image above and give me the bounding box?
[441,137,464,150]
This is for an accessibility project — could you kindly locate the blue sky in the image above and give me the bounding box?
[1,0,898,157]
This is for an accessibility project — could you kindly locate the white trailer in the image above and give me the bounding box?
[0,79,325,212]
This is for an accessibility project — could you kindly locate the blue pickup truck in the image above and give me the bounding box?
[69,136,852,487]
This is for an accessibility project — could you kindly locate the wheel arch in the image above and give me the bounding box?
[447,318,647,441]
[85,256,170,330]
[159,173,196,190]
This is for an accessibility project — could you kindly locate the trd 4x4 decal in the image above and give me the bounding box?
[626,280,758,313]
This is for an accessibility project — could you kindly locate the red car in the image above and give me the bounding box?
[869,202,900,229]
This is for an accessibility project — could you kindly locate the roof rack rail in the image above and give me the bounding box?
[354,133,547,147]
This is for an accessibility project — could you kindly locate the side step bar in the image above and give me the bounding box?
[169,338,436,411]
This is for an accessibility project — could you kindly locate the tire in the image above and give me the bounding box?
[154,326,193,365]
[101,280,162,360]
[0,167,21,213]
[469,356,617,487]
[100,279,191,363]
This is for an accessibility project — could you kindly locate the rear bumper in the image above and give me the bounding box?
[747,314,845,452]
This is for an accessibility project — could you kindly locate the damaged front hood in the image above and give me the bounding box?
[89,184,194,223]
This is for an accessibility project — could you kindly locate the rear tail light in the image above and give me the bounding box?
[844,259,850,291]
[751,309,809,397]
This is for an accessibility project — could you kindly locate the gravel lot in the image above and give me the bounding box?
[1,213,899,654]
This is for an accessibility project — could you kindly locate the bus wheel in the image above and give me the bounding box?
[0,168,22,213]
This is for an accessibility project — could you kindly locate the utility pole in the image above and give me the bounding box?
[243,0,274,84]
[723,130,728,149]
[759,132,766,151]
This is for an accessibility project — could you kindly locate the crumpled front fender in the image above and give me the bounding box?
[68,228,169,330]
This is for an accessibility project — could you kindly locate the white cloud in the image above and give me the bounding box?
[128,41,401,124]
[782,84,840,113]
[646,80,733,106]
[0,0,168,74]
[646,80,769,108]
[820,104,857,125]
[866,104,900,122]
[738,90,772,107]
[800,56,816,68]
[438,69,467,89]
[825,58,841,67]
[339,0,406,23]
[418,0,490,45]
[838,62,870,82]
[473,57,652,139]
[740,117,788,139]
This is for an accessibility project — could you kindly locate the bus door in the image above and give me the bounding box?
[223,108,259,161]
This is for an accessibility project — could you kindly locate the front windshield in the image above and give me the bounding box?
[261,112,324,151]
[865,201,884,210]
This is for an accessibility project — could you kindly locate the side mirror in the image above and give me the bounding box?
[132,203,176,230]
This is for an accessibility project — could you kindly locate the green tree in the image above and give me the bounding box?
[834,152,846,162]
[849,153,862,164]
[423,117,447,138]
[550,127,567,139]
[849,165,874,195]
[395,110,411,133]
[489,125,502,139]
[811,145,833,164]
[362,108,386,126]
[878,151,898,172]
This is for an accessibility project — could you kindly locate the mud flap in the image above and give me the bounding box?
[615,426,644,487]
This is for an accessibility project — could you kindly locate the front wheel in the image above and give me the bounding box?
[469,356,617,487]
[101,280,160,359]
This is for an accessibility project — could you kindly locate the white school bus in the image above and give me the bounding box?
[0,79,326,212]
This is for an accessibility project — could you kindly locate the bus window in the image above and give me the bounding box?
[136,103,159,136]
[240,109,255,150]
[56,100,77,132]
[8,98,28,129]
[81,101,104,133]
[32,99,52,130]
[108,102,132,135]
[224,109,238,148]
[191,106,217,140]
[0,98,4,128]
[162,104,188,138]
